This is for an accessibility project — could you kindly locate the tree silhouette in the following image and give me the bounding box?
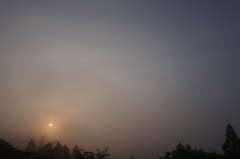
[172,142,186,159]
[72,145,83,159]
[41,142,54,159]
[25,137,37,153]
[96,146,110,159]
[159,142,223,159]
[53,141,70,159]
[5,123,240,159]
[222,124,240,159]
[25,135,57,159]
[0,138,34,159]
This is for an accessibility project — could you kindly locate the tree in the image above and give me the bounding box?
[160,151,172,159]
[96,146,110,159]
[172,142,186,159]
[25,135,56,159]
[1,138,35,159]
[53,141,70,159]
[222,124,240,159]
[71,145,96,159]
[25,137,37,153]
[159,142,223,159]
[41,143,54,159]
[72,145,83,159]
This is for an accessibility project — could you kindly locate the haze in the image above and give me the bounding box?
[0,1,240,159]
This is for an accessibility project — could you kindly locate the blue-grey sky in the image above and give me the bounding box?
[0,1,240,159]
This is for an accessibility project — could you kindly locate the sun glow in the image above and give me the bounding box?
[49,123,53,127]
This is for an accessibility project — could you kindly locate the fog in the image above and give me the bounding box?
[1,1,240,159]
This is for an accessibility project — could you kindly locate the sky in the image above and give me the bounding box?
[0,1,240,159]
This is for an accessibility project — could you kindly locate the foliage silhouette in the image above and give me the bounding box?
[25,135,57,159]
[0,138,34,159]
[53,141,71,159]
[159,142,223,159]
[1,124,240,159]
[96,146,110,159]
[158,124,240,159]
[222,124,240,159]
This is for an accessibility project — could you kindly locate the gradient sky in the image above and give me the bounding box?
[1,1,240,159]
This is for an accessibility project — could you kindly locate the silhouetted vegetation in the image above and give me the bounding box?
[0,136,110,159]
[159,124,240,159]
[0,138,34,159]
[0,124,240,159]
[222,124,240,159]
[159,142,223,159]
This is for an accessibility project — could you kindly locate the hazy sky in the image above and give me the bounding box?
[1,1,240,159]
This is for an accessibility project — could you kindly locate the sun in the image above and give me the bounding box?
[49,123,53,127]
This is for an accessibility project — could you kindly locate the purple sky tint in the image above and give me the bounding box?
[0,1,240,159]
